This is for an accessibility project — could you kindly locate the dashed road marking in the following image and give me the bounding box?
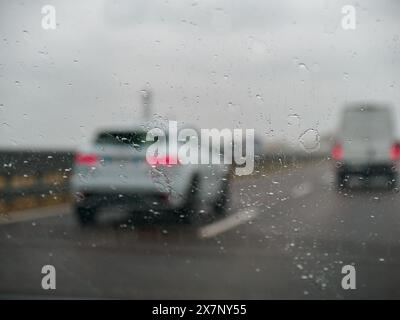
[198,208,259,239]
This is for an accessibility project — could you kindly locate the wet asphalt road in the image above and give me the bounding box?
[1,160,400,299]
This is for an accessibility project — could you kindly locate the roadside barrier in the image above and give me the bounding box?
[0,150,74,213]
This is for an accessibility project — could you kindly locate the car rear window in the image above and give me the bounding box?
[95,131,151,148]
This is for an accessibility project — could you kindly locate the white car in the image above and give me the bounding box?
[70,123,232,225]
[332,103,400,189]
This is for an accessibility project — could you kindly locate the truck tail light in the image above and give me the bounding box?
[390,143,400,161]
[332,143,344,161]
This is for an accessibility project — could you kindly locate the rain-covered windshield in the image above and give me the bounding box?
[2,0,400,302]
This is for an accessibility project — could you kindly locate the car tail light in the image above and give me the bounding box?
[390,143,400,160]
[147,155,181,166]
[75,153,98,166]
[332,143,344,161]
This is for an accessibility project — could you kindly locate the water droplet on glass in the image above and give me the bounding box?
[298,63,309,71]
[255,94,263,104]
[288,113,301,126]
[298,128,320,153]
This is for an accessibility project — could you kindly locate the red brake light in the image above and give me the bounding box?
[75,153,98,166]
[147,155,181,166]
[390,143,400,161]
[332,143,344,161]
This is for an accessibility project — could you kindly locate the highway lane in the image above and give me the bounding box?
[1,160,400,299]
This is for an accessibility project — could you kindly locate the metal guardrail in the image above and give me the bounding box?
[0,150,74,213]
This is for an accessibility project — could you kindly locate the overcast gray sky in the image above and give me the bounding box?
[1,0,400,149]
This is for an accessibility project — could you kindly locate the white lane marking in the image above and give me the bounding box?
[290,181,313,199]
[198,208,259,239]
[0,204,71,225]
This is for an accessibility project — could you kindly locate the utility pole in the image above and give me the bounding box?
[141,88,152,120]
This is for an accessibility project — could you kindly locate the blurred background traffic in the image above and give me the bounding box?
[1,0,400,299]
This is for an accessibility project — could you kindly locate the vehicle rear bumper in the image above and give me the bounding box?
[73,191,184,211]
[337,163,397,175]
